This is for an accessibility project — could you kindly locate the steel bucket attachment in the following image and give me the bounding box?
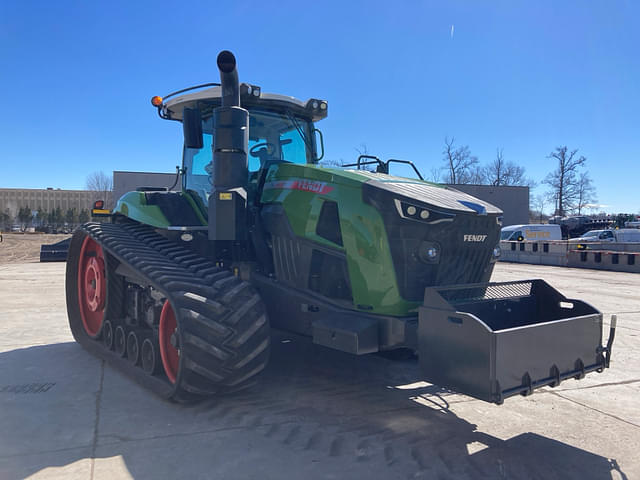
[418,280,615,404]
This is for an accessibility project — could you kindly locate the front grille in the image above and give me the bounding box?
[435,216,497,285]
[362,182,501,302]
[389,214,499,300]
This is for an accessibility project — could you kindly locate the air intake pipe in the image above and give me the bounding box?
[209,50,249,241]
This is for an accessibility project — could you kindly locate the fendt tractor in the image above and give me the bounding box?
[66,51,615,404]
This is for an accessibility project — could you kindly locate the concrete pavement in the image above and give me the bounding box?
[0,262,638,479]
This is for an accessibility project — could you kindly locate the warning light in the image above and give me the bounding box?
[93,200,104,210]
[151,96,163,107]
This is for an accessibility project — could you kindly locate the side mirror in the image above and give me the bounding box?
[182,107,203,149]
[313,128,324,161]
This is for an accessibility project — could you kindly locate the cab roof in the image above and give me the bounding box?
[161,83,328,123]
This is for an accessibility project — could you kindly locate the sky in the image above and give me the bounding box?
[1,1,638,213]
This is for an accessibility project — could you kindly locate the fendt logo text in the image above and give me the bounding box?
[463,234,488,242]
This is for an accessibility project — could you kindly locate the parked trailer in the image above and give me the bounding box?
[39,238,71,262]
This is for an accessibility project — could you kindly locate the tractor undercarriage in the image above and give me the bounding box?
[66,222,270,402]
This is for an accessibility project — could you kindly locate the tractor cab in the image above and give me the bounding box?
[160,85,327,206]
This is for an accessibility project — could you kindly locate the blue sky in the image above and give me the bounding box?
[1,1,638,213]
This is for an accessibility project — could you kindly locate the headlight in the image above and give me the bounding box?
[418,241,440,264]
[393,199,455,224]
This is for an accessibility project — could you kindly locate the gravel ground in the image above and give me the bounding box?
[0,233,70,265]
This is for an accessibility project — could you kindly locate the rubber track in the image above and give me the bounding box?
[73,222,270,402]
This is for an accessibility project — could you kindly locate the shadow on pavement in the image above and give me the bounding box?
[0,334,629,480]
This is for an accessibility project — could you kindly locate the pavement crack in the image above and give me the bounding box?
[548,391,640,429]
[90,360,105,480]
[0,444,93,460]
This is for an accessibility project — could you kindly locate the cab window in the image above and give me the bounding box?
[247,110,312,172]
[191,133,213,175]
[183,109,315,202]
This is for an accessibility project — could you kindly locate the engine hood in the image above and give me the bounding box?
[261,164,502,216]
[334,169,502,216]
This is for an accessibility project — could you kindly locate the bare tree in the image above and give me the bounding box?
[532,194,548,223]
[354,143,376,172]
[355,143,370,157]
[574,171,597,215]
[86,171,112,192]
[466,165,487,184]
[442,137,479,184]
[428,167,442,183]
[320,144,373,171]
[542,146,587,216]
[86,171,113,208]
[320,157,346,168]
[486,148,506,186]
[504,164,530,186]
[485,148,532,186]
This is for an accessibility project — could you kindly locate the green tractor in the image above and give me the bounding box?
[66,51,615,404]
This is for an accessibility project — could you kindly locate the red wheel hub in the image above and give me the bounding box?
[84,256,105,312]
[159,300,179,383]
[77,236,107,338]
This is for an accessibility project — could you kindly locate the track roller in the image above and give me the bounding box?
[127,330,140,365]
[114,326,126,357]
[141,338,161,375]
[102,320,114,350]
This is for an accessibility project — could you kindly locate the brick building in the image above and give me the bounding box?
[0,188,111,219]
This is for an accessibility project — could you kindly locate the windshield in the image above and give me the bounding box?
[500,230,521,240]
[183,109,315,201]
[581,231,601,238]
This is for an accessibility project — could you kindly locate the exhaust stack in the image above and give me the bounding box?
[217,50,240,107]
[209,50,249,241]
